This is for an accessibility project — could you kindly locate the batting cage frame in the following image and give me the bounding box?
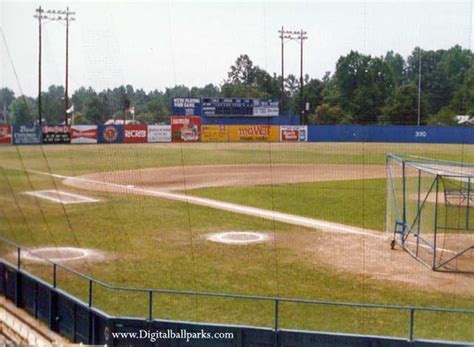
[386,153,474,272]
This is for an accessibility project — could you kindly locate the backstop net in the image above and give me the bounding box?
[386,154,474,272]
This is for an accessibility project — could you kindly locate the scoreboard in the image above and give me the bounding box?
[172,97,279,117]
[202,98,279,117]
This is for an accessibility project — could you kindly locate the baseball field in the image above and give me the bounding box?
[0,142,473,341]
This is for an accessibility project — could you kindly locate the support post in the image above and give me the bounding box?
[409,307,415,341]
[17,247,20,269]
[37,7,43,124]
[64,7,70,125]
[467,178,471,230]
[53,263,57,288]
[280,26,285,115]
[433,176,439,270]
[88,280,93,307]
[300,29,304,123]
[416,170,422,256]
[274,299,279,347]
[402,161,406,245]
[148,290,153,321]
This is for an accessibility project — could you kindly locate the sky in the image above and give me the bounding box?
[1,1,473,97]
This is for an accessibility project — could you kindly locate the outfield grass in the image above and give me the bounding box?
[0,142,473,341]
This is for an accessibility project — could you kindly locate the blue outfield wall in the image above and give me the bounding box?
[307,125,474,144]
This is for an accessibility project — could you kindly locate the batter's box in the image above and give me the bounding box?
[23,190,100,204]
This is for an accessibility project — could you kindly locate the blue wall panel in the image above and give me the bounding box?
[308,125,474,144]
[4,267,16,302]
[97,125,124,144]
[56,294,75,341]
[19,275,36,317]
[75,304,91,343]
[36,283,51,325]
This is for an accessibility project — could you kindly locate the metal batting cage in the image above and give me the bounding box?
[386,153,474,272]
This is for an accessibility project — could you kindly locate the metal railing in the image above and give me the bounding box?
[1,236,473,343]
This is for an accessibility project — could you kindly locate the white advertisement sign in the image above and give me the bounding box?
[147,125,171,143]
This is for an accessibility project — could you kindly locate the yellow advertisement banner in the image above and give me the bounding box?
[201,125,228,142]
[228,125,279,142]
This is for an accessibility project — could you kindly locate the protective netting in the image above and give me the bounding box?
[387,154,474,272]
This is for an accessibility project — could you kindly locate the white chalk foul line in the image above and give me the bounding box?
[27,168,384,238]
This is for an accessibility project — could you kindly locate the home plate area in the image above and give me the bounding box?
[23,190,99,204]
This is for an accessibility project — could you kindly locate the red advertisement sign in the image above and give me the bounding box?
[171,116,201,142]
[0,125,12,144]
[124,125,147,143]
[281,129,299,141]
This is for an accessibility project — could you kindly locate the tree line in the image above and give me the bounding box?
[0,45,472,126]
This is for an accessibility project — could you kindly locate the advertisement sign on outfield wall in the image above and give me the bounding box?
[42,125,71,144]
[12,125,42,145]
[201,125,228,142]
[171,116,201,142]
[172,98,202,116]
[280,125,307,142]
[228,125,279,142]
[124,125,147,143]
[97,125,124,144]
[71,125,97,144]
[0,125,12,144]
[147,125,171,142]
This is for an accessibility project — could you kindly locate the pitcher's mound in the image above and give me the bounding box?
[207,231,269,245]
[19,247,106,263]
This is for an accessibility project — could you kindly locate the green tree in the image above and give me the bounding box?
[381,84,424,125]
[226,54,257,85]
[449,66,474,115]
[0,87,15,123]
[311,103,351,124]
[41,85,65,124]
[71,87,97,113]
[71,111,89,125]
[85,94,109,124]
[406,46,473,115]
[426,107,458,125]
[9,97,36,125]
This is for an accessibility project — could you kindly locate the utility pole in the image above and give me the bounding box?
[417,47,422,126]
[299,29,308,124]
[34,6,45,124]
[277,28,307,121]
[279,26,285,115]
[46,7,75,125]
[63,7,75,125]
[34,7,75,125]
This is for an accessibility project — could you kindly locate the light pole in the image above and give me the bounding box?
[417,47,422,126]
[33,6,45,124]
[34,7,75,125]
[277,28,307,121]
